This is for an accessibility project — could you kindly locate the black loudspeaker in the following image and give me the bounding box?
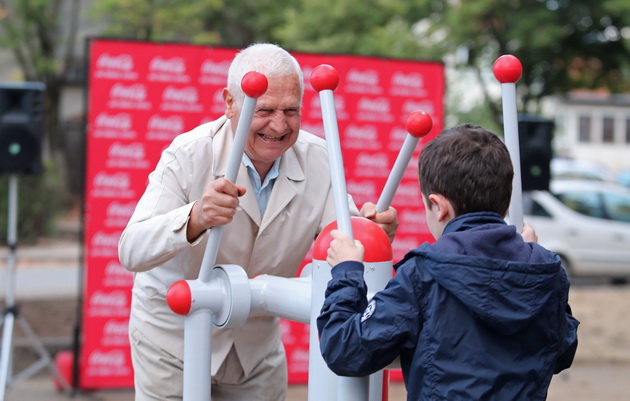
[0,82,45,175]
[518,114,554,191]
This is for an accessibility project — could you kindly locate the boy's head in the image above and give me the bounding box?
[418,123,513,235]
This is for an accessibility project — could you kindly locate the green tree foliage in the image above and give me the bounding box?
[0,0,81,157]
[90,0,292,47]
[0,1,80,240]
[89,0,215,43]
[0,164,63,244]
[275,0,437,59]
[432,0,630,125]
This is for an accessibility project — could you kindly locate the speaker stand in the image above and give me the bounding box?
[0,175,69,401]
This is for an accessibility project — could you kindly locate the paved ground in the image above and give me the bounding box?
[3,362,629,400]
[2,240,630,400]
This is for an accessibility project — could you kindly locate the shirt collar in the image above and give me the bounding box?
[242,153,281,188]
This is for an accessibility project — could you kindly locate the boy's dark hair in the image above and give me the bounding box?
[418,123,514,216]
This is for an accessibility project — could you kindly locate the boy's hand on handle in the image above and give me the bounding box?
[327,229,365,267]
[187,178,247,241]
[360,202,399,242]
[521,221,538,243]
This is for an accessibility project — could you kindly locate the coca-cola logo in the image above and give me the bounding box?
[105,260,131,276]
[391,72,424,89]
[93,172,131,189]
[149,56,186,74]
[95,112,132,130]
[110,83,147,101]
[88,349,127,366]
[91,231,122,248]
[346,181,377,197]
[397,182,420,197]
[358,97,391,113]
[301,66,314,90]
[97,53,134,71]
[106,201,136,219]
[162,86,199,103]
[389,127,408,142]
[356,153,389,169]
[200,59,230,76]
[108,142,145,160]
[345,124,377,141]
[103,319,130,336]
[400,210,427,225]
[290,348,309,363]
[347,69,379,86]
[90,290,128,307]
[309,94,346,110]
[148,115,185,132]
[402,100,434,115]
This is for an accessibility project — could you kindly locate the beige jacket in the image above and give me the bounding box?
[119,115,356,376]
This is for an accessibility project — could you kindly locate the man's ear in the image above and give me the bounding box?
[428,194,455,223]
[223,88,235,118]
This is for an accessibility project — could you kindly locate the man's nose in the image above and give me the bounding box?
[268,110,288,132]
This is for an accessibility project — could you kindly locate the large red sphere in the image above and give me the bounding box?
[493,55,522,83]
[313,216,392,263]
[405,110,433,138]
[241,71,268,98]
[310,64,339,92]
[54,350,74,391]
[167,280,192,315]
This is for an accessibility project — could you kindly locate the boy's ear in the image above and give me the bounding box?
[428,194,455,223]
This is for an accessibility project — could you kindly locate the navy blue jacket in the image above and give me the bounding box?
[317,212,579,400]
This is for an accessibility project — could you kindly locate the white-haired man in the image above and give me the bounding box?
[119,43,399,400]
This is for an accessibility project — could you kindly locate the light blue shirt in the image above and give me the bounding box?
[243,154,280,216]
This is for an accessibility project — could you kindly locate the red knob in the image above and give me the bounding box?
[310,64,339,92]
[241,71,268,98]
[167,280,192,315]
[405,110,433,138]
[493,55,522,83]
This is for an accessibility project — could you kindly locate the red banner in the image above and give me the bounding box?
[82,38,444,389]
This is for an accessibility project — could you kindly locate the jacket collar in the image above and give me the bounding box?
[442,212,506,236]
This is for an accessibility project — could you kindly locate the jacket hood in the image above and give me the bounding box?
[405,212,562,336]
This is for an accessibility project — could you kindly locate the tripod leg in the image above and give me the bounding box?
[9,315,68,389]
[0,310,16,401]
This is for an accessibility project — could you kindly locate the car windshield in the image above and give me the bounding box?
[602,192,630,222]
[554,189,630,222]
[555,191,604,218]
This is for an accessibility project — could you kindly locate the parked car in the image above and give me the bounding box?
[524,179,630,281]
[617,168,630,189]
[551,157,617,182]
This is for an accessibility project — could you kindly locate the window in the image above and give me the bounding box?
[530,199,552,217]
[602,192,630,222]
[556,191,604,218]
[578,116,591,142]
[603,116,615,143]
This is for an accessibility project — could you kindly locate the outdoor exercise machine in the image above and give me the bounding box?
[166,65,432,401]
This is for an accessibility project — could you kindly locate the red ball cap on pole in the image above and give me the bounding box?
[241,71,268,98]
[310,64,340,92]
[493,55,523,84]
[405,110,433,138]
[167,280,192,316]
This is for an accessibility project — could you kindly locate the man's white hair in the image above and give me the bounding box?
[227,43,304,109]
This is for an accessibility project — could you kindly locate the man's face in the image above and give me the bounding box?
[225,74,302,177]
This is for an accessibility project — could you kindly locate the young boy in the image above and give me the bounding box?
[317,123,579,400]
